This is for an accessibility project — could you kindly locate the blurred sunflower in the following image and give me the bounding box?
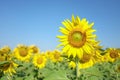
[50,50,63,62]
[102,48,120,62]
[69,61,76,69]
[33,54,47,69]
[13,45,31,62]
[0,46,11,59]
[79,54,94,69]
[0,46,12,61]
[0,51,6,62]
[0,46,11,54]
[28,45,40,54]
[45,50,52,59]
[1,61,18,75]
[57,15,96,59]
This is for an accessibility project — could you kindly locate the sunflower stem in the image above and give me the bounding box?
[76,57,79,80]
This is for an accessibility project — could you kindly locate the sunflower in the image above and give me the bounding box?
[28,45,40,54]
[79,54,94,69]
[102,48,120,62]
[13,44,31,62]
[33,54,47,69]
[45,50,52,59]
[0,46,11,54]
[50,50,63,62]
[0,46,12,61]
[2,61,18,75]
[0,51,6,62]
[69,61,76,69]
[57,15,96,59]
[0,46,11,59]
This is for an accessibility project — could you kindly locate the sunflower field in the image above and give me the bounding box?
[0,15,120,80]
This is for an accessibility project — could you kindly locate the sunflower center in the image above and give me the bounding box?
[80,54,91,63]
[54,53,60,59]
[110,50,119,58]
[19,49,28,57]
[72,32,82,42]
[3,63,10,70]
[32,47,38,53]
[37,57,43,64]
[68,28,86,48]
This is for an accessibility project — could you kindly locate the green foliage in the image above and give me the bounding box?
[44,70,69,80]
[1,58,120,80]
[79,59,120,80]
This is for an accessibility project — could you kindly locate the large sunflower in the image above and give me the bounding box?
[13,45,31,62]
[33,54,47,69]
[57,15,96,59]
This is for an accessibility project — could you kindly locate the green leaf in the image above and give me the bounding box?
[0,75,8,80]
[24,75,34,80]
[44,70,69,80]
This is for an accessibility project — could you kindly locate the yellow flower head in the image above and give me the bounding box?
[0,46,13,61]
[0,46,11,54]
[50,50,63,62]
[2,61,18,75]
[79,54,94,69]
[13,44,31,62]
[102,48,120,62]
[45,50,52,59]
[0,51,6,62]
[28,45,40,54]
[33,54,47,69]
[57,15,96,59]
[69,61,76,69]
[0,46,11,58]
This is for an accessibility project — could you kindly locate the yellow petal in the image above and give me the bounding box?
[83,44,92,54]
[56,35,67,39]
[59,38,68,42]
[59,27,69,35]
[62,45,70,53]
[62,20,72,31]
[76,16,81,23]
[88,22,94,28]
[87,34,97,38]
[56,41,68,48]
[86,29,96,33]
[68,51,72,58]
[72,15,75,22]
[67,19,74,28]
[81,18,87,24]
[76,49,82,59]
[71,48,77,58]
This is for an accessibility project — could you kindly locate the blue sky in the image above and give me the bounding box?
[0,0,120,51]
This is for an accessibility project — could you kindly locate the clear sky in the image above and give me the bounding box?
[0,0,120,51]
